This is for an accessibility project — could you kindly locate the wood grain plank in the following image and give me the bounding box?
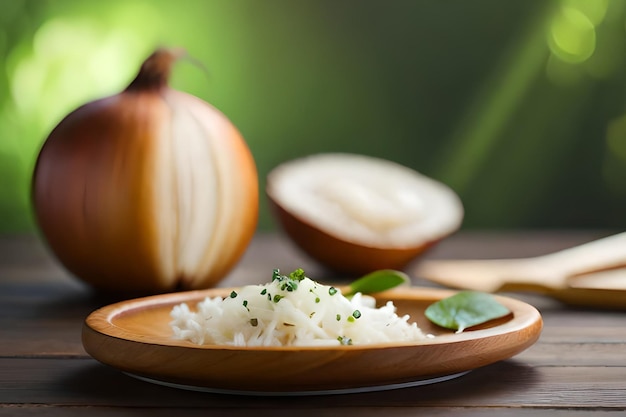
[1,406,624,417]
[518,343,626,366]
[539,313,626,343]
[0,320,86,358]
[2,232,625,416]
[0,358,624,409]
[0,281,101,357]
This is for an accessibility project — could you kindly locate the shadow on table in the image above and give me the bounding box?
[60,359,539,408]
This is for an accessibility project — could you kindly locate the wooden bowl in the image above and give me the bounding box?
[82,287,542,395]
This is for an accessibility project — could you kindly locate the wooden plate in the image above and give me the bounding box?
[82,287,542,395]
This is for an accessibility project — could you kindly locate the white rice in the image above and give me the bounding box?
[170,270,428,347]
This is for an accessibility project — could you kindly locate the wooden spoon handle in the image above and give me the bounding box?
[535,232,626,277]
[415,232,626,293]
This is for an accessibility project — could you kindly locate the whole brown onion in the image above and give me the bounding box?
[33,48,258,294]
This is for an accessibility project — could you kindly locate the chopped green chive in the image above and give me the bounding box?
[289,268,306,281]
[270,268,307,293]
[281,281,298,292]
[336,314,341,321]
[272,269,281,281]
[337,336,353,345]
[260,289,267,295]
[352,310,361,319]
[329,287,338,296]
[273,294,284,303]
[229,291,237,298]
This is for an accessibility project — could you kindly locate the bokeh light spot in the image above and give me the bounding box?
[562,0,608,25]
[11,14,154,132]
[548,7,596,64]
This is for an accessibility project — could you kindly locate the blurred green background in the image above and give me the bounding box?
[1,0,626,234]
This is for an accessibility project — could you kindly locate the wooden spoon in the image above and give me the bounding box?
[414,232,626,309]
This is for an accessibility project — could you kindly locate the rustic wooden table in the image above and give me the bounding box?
[1,231,625,416]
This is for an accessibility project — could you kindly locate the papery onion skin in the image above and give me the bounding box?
[32,49,258,294]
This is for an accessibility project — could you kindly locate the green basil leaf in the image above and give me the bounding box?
[345,270,410,297]
[425,291,511,333]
